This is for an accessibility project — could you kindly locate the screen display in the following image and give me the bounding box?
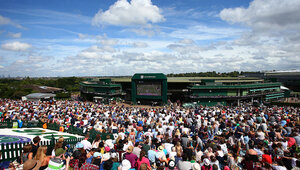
[136,81,162,96]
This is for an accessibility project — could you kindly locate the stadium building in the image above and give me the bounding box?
[80,73,288,106]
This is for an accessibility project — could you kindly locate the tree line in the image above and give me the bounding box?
[0,77,83,99]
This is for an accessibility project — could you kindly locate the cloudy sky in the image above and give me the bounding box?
[0,0,299,77]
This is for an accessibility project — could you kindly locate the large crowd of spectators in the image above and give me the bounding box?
[0,99,300,170]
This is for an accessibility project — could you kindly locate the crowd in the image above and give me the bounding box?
[0,99,300,170]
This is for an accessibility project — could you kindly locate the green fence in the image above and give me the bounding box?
[0,121,114,162]
[0,136,84,162]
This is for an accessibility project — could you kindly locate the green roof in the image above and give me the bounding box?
[80,82,121,88]
[190,82,281,89]
[131,73,167,80]
[110,76,263,83]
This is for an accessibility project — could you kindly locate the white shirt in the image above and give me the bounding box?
[81,139,92,151]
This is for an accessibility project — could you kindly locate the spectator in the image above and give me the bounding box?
[47,148,70,170]
[34,146,51,170]
[81,134,92,151]
[20,144,33,164]
[124,146,138,169]
[31,136,41,157]
[92,134,101,148]
[136,150,151,170]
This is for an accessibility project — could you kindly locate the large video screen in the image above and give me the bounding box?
[136,81,162,96]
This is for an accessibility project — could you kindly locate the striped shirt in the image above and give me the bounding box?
[47,158,65,170]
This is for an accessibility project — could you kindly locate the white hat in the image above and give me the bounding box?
[192,163,201,170]
[102,153,111,160]
[111,152,117,159]
[121,159,131,170]
[203,158,210,166]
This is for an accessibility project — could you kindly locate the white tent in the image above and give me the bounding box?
[24,93,56,102]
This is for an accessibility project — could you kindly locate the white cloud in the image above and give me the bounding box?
[78,33,88,39]
[178,39,195,45]
[169,25,244,40]
[132,42,148,48]
[1,41,32,51]
[129,27,158,36]
[92,0,165,26]
[8,32,22,38]
[0,15,23,28]
[220,0,300,31]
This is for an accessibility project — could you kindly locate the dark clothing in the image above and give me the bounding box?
[31,144,39,157]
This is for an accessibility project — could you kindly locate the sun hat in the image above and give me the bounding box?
[111,152,117,159]
[126,146,133,153]
[55,148,66,156]
[158,145,164,152]
[120,159,131,170]
[23,159,41,170]
[203,158,210,166]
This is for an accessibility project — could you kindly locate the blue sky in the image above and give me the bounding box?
[0,0,299,77]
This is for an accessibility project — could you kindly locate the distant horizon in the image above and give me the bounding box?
[1,69,300,78]
[0,0,299,76]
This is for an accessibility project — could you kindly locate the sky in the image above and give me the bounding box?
[0,0,299,77]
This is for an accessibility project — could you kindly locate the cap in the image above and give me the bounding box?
[55,148,66,156]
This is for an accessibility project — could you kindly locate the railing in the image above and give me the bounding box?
[0,120,114,162]
[0,136,84,162]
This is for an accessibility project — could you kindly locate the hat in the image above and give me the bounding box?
[158,145,164,152]
[23,160,41,170]
[262,154,272,164]
[121,159,131,170]
[76,142,84,149]
[111,152,117,159]
[93,152,101,157]
[105,146,111,152]
[55,148,66,156]
[192,163,201,170]
[103,153,111,160]
[126,146,133,153]
[203,158,210,166]
[168,160,175,169]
